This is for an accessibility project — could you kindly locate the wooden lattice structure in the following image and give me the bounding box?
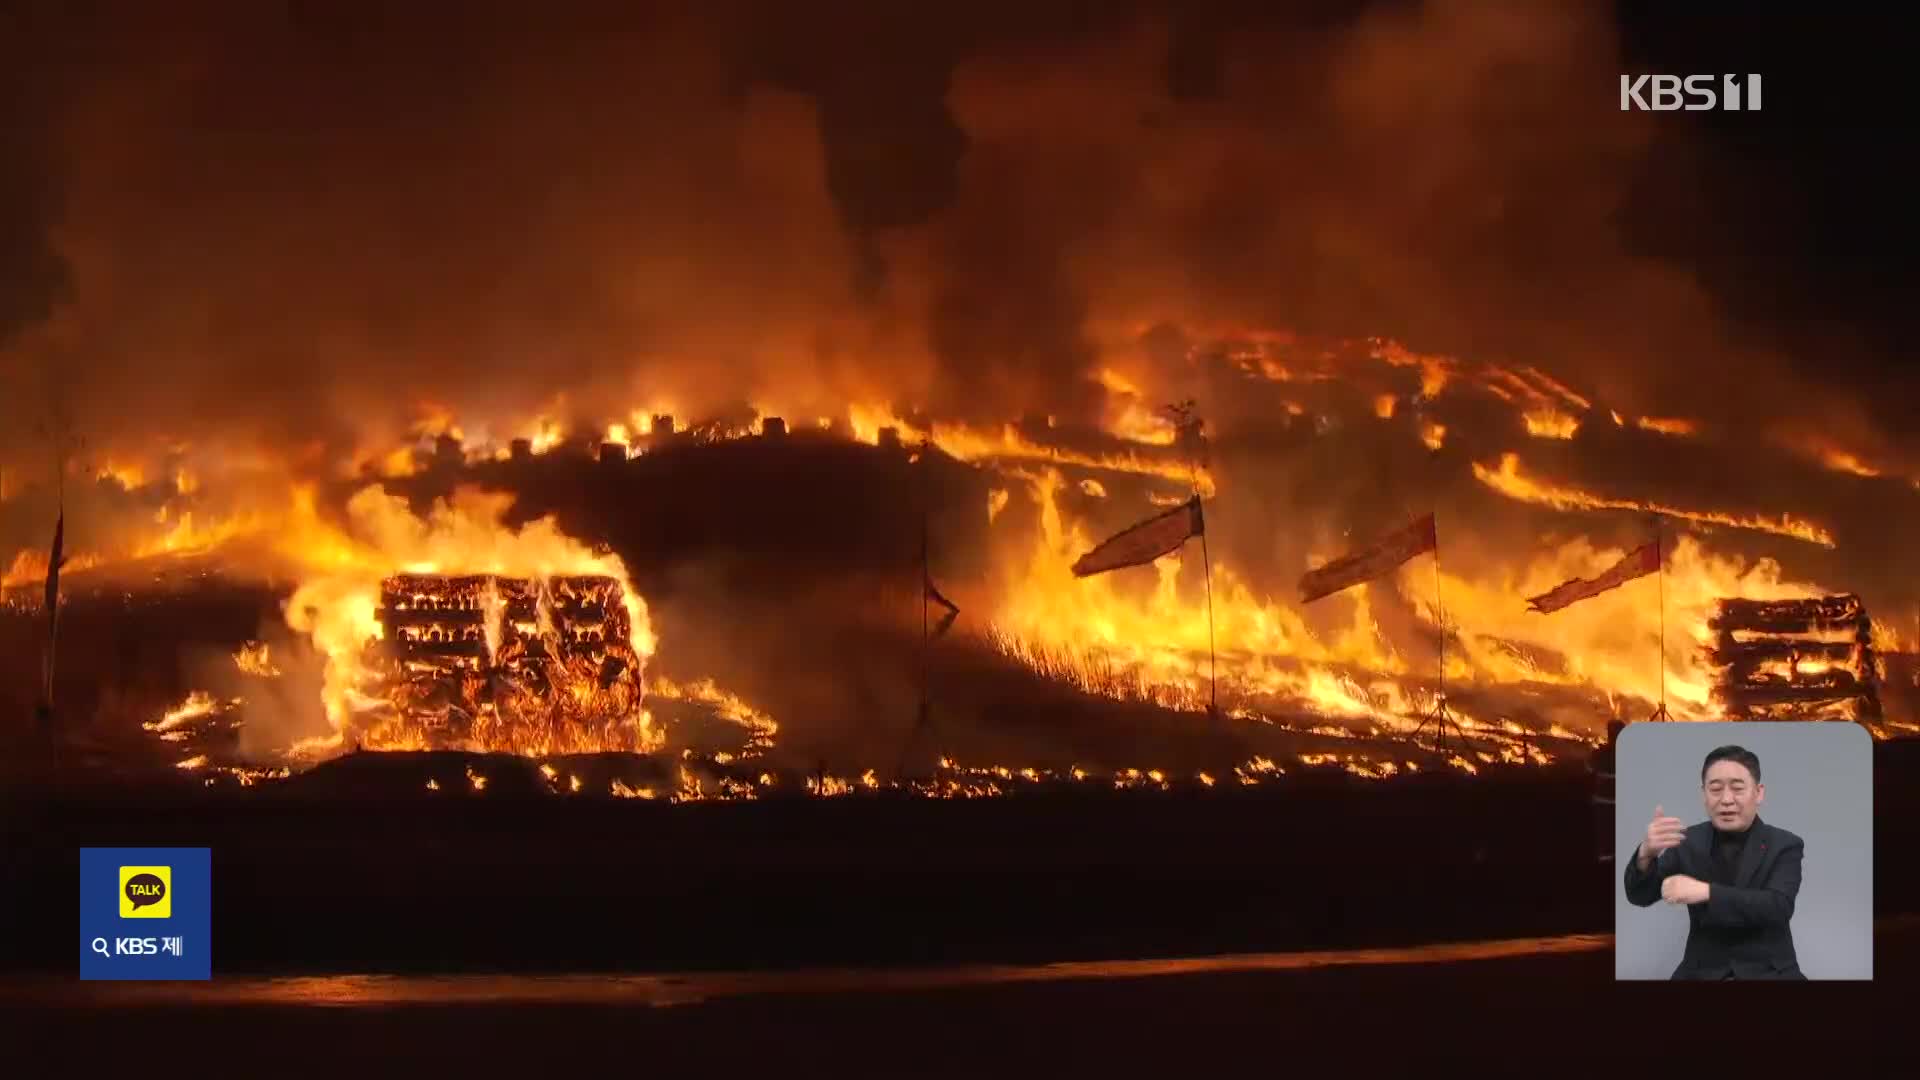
[1707,594,1881,723]
[362,573,648,752]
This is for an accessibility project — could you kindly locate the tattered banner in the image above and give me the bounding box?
[1071,496,1205,578]
[1526,541,1660,614]
[1298,513,1437,604]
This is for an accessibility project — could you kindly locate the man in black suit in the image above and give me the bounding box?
[1623,744,1806,980]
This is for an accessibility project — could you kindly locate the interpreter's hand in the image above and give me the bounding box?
[1661,874,1709,905]
[1639,804,1687,868]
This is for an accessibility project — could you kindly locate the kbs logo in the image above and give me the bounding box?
[1620,74,1762,111]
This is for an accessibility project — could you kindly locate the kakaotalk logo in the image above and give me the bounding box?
[1620,74,1763,111]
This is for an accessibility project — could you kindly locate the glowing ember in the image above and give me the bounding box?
[148,691,220,734]
[234,641,281,678]
[1372,340,1455,399]
[3,548,102,591]
[847,404,1217,497]
[1820,449,1879,478]
[1522,409,1581,439]
[1636,417,1698,437]
[648,677,778,758]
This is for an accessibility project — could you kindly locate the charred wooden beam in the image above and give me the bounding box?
[1713,641,1868,686]
[1711,639,1862,665]
[379,608,489,629]
[363,571,648,752]
[1728,699,1870,723]
[1709,594,1867,637]
[1708,593,1881,723]
[1715,670,1869,699]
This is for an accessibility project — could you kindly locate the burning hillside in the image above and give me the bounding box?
[4,6,1919,786]
[10,318,1920,781]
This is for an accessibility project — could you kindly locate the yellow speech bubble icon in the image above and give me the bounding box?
[119,865,172,918]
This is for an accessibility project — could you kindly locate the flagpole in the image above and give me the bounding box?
[1188,444,1218,722]
[1200,524,1218,720]
[898,436,935,781]
[921,504,930,716]
[1657,517,1665,712]
[44,513,59,711]
[1432,530,1445,709]
[1650,512,1670,723]
[46,436,69,719]
[1414,516,1468,758]
[1166,402,1219,723]
[917,443,932,768]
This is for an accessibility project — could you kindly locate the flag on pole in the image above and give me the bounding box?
[1070,496,1204,578]
[1298,512,1437,604]
[925,574,959,639]
[1525,541,1660,614]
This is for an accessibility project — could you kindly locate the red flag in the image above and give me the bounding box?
[1526,541,1660,614]
[1071,497,1204,578]
[1298,513,1437,604]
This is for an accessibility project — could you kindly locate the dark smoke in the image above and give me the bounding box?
[0,3,72,356]
[1,1,1914,628]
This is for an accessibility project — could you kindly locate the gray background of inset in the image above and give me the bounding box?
[1614,721,1872,980]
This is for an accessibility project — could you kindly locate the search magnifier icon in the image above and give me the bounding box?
[90,937,110,958]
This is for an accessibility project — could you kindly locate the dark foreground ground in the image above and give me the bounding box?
[4,923,1913,1070]
[6,738,1920,976]
[2,743,1916,1066]
[6,764,1614,975]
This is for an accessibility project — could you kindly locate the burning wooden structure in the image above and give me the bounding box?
[1707,594,1881,722]
[366,573,651,754]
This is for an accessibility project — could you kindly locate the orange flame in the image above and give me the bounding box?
[1522,409,1581,440]
[282,485,657,752]
[1472,453,1835,548]
[1635,417,1697,437]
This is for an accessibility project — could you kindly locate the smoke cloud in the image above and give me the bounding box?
[3,0,1915,634]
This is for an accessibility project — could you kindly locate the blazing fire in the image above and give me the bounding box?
[275,486,660,758]
[2,0,1911,827]
[10,320,1912,790]
[980,451,1856,735]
